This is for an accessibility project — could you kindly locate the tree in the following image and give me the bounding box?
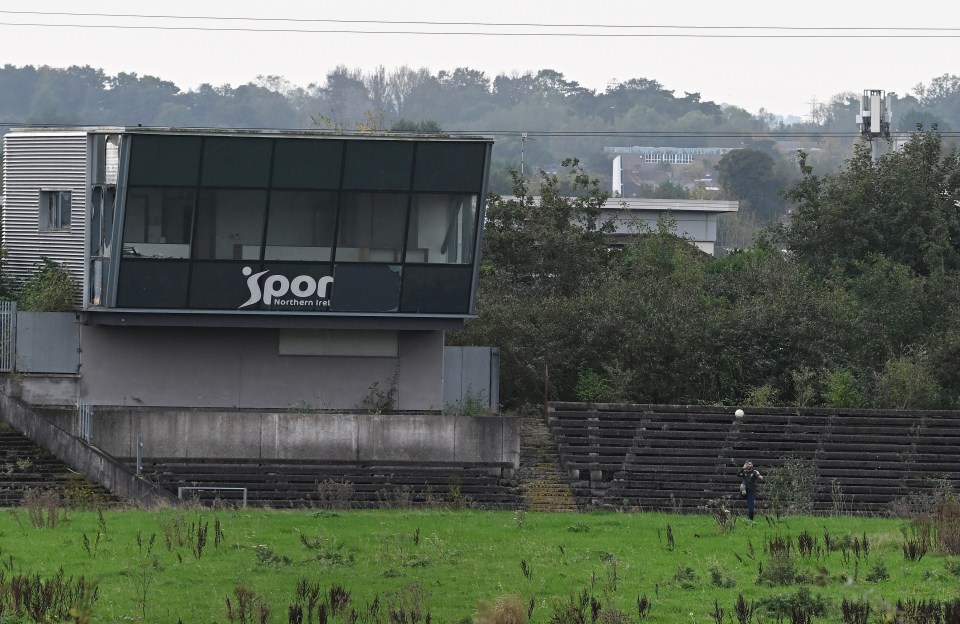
[781,129,960,278]
[451,160,615,405]
[479,159,613,298]
[715,149,790,223]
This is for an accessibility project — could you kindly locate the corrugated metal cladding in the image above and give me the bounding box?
[2,132,87,300]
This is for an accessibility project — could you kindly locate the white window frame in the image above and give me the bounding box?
[39,189,72,232]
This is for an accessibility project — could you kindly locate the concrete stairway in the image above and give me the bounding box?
[0,424,120,508]
[518,411,579,512]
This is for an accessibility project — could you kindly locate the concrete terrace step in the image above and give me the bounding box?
[547,402,960,514]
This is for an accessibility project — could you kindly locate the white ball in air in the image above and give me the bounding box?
[734,409,745,419]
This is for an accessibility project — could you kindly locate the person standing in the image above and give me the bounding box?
[737,461,764,520]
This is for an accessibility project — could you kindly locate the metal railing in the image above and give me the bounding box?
[77,403,93,443]
[0,300,16,372]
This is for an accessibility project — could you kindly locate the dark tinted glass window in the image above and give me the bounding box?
[272,139,343,189]
[342,140,414,190]
[413,142,487,192]
[122,188,195,259]
[330,264,401,312]
[200,137,272,187]
[405,194,477,264]
[127,135,201,186]
[336,193,407,262]
[264,191,337,261]
[116,260,190,308]
[194,190,267,260]
[400,265,473,314]
[188,261,259,309]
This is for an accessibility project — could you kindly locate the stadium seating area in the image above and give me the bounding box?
[549,402,960,514]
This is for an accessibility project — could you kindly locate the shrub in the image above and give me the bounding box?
[358,371,398,414]
[574,364,633,403]
[16,258,75,311]
[744,384,778,407]
[864,559,890,582]
[758,552,797,586]
[765,459,819,515]
[873,351,942,409]
[933,495,960,555]
[474,596,528,624]
[758,587,828,619]
[823,368,864,408]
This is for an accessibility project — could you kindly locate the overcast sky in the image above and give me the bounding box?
[3,0,959,120]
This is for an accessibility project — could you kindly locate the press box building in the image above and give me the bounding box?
[1,127,513,467]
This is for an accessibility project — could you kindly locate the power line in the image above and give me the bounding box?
[2,122,955,139]
[0,16,959,37]
[0,9,957,33]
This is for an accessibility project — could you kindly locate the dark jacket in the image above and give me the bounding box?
[738,468,762,492]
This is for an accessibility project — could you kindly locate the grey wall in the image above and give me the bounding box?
[16,312,80,374]
[38,406,520,468]
[78,325,444,411]
[443,346,499,411]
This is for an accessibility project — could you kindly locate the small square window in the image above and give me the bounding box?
[39,190,72,231]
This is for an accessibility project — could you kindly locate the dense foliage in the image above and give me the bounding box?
[16,258,76,312]
[454,129,960,411]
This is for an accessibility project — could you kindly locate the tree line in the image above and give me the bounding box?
[452,130,960,411]
[3,63,960,189]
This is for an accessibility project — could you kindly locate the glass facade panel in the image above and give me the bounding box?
[113,134,488,315]
[336,193,407,263]
[122,188,195,258]
[200,137,272,188]
[193,190,268,260]
[331,264,401,312]
[264,191,337,261]
[400,266,473,314]
[342,140,414,190]
[405,194,477,264]
[413,142,487,192]
[116,260,190,308]
[127,135,201,187]
[272,139,343,189]
[188,261,260,309]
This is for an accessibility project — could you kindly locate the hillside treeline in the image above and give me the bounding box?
[452,130,960,411]
[3,64,960,184]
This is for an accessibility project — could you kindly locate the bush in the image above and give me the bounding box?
[758,587,828,619]
[933,495,960,555]
[873,351,942,409]
[474,595,527,624]
[744,384,778,407]
[823,368,864,408]
[765,458,819,515]
[758,553,797,586]
[16,258,75,311]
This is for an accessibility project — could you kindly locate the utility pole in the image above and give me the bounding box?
[520,132,528,176]
[856,89,893,161]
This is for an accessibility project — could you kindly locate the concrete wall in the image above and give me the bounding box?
[38,406,520,468]
[77,325,444,411]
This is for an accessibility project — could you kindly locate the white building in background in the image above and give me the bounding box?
[601,198,738,256]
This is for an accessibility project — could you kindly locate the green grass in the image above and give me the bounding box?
[2,506,960,623]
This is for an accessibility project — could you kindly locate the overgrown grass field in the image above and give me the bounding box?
[4,505,960,623]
